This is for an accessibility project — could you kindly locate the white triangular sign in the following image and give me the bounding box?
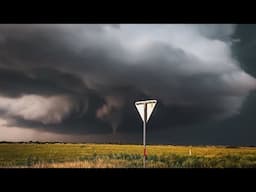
[146,102,156,121]
[135,103,145,121]
[135,100,157,122]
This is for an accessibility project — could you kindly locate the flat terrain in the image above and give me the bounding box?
[1,143,256,168]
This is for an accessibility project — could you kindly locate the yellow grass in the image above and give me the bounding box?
[1,143,256,168]
[32,159,127,168]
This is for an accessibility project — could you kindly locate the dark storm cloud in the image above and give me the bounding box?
[0,24,255,141]
[0,67,89,97]
[232,24,256,77]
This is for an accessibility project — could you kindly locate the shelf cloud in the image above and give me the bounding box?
[0,24,255,144]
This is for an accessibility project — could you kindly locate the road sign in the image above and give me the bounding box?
[135,100,157,122]
[135,99,157,168]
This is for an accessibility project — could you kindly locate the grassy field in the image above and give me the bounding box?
[1,143,256,168]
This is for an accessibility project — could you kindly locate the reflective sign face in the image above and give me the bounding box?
[146,102,156,121]
[135,100,157,122]
[135,103,145,121]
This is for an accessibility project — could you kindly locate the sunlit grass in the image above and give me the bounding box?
[0,143,256,168]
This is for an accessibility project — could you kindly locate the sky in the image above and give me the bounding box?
[0,24,256,145]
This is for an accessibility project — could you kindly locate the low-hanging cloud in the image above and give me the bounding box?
[0,94,78,124]
[0,24,255,142]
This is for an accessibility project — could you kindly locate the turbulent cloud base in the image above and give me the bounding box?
[0,94,78,124]
[0,24,255,143]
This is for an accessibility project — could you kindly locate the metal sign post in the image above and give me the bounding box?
[135,100,157,168]
[143,103,147,168]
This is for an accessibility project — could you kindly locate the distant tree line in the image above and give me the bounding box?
[0,141,68,144]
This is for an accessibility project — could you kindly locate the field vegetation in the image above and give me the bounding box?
[1,143,256,168]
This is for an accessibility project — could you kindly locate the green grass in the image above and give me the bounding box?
[1,143,256,168]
